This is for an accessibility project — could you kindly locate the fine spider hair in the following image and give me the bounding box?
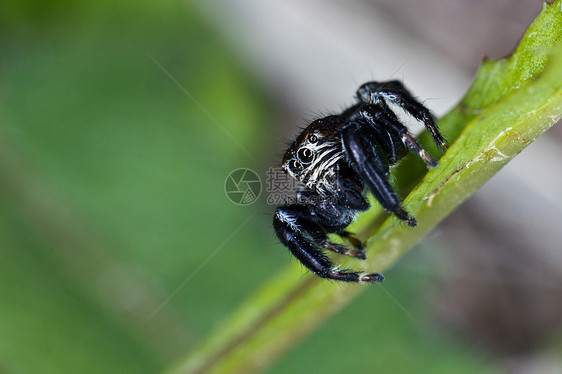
[274,80,447,283]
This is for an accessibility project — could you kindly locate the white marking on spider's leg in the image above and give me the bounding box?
[400,134,420,150]
[358,273,370,284]
[276,210,300,232]
[419,149,438,168]
[400,134,437,167]
[358,272,384,283]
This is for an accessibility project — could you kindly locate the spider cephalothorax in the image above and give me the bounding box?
[274,80,447,283]
[282,116,346,195]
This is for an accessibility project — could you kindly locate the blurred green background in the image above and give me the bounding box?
[1,1,546,373]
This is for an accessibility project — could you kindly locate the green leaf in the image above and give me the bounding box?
[165,2,562,373]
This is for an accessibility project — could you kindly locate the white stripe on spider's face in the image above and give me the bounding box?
[295,140,344,196]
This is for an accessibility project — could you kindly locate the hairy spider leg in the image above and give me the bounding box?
[322,241,366,260]
[296,185,368,259]
[278,196,367,260]
[322,230,366,259]
[359,105,439,168]
[273,200,384,283]
[339,230,364,250]
[342,123,417,227]
[274,207,384,282]
[356,80,448,151]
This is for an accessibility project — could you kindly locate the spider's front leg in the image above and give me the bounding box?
[357,80,448,151]
[359,104,439,168]
[273,205,384,283]
[342,122,417,227]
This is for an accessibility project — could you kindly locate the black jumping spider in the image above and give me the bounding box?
[274,80,447,283]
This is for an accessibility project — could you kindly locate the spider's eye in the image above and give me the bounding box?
[308,134,318,143]
[288,159,302,174]
[297,148,314,163]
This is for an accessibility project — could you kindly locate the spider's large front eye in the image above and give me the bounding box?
[297,147,314,164]
[288,159,302,174]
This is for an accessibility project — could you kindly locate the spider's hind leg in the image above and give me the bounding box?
[356,80,448,151]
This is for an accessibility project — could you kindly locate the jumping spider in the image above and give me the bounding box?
[274,80,447,283]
